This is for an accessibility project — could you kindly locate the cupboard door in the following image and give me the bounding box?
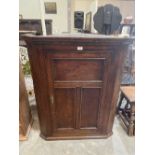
[46,52,110,135]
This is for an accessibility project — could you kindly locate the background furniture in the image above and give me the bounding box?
[19,19,52,35]
[93,4,122,34]
[121,41,135,85]
[118,86,135,136]
[74,11,84,29]
[19,31,35,141]
[19,62,33,140]
[24,34,133,140]
[119,24,135,36]
[119,24,135,85]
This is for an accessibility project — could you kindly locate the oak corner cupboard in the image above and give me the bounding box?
[23,34,133,140]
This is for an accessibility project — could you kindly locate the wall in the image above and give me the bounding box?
[19,0,68,34]
[98,0,135,22]
[19,0,135,33]
[70,0,94,33]
[89,0,98,33]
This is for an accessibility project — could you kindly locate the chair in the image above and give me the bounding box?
[118,86,135,136]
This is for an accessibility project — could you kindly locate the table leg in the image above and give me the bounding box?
[128,102,135,136]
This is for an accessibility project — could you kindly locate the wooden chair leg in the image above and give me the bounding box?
[117,92,124,114]
[128,102,135,136]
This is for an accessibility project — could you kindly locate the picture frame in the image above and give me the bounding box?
[44,2,57,14]
[121,25,131,35]
[85,12,92,33]
[120,24,135,36]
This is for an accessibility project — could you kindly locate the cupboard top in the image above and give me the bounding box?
[23,34,134,53]
[23,34,133,44]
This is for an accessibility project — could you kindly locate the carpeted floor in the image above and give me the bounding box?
[19,99,135,155]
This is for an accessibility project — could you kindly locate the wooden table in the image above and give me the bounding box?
[118,86,135,136]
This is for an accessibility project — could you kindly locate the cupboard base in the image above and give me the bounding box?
[40,132,113,141]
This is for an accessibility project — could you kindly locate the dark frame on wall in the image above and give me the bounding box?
[44,2,57,14]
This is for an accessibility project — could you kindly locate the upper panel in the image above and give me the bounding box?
[53,59,104,81]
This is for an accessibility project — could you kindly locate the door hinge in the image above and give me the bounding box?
[50,95,54,105]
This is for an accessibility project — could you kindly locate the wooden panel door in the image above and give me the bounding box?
[46,52,110,138]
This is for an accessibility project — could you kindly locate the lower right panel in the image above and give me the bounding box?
[80,88,101,129]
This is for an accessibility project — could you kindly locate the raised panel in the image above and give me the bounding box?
[80,88,100,128]
[54,88,75,129]
[53,59,104,81]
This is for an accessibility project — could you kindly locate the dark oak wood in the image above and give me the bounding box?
[19,62,33,140]
[19,19,52,35]
[23,34,133,140]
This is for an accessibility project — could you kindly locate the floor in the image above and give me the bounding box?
[19,99,135,155]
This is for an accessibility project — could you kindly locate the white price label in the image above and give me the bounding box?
[77,46,83,51]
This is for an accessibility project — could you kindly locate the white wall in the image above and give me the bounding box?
[19,0,40,19]
[19,0,68,34]
[19,0,135,33]
[89,0,98,33]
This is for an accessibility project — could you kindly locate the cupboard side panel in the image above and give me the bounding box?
[27,46,53,137]
[107,47,129,133]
